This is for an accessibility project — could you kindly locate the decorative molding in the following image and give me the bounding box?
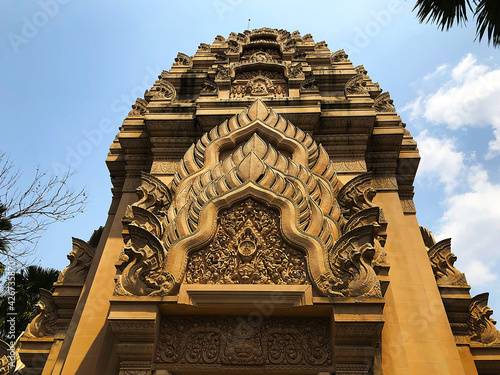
[372,175,398,191]
[331,158,366,173]
[400,198,416,214]
[428,238,468,286]
[57,237,95,284]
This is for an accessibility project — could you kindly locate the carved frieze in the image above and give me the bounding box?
[155,315,333,370]
[428,238,467,286]
[57,237,95,284]
[186,199,310,285]
[23,289,58,339]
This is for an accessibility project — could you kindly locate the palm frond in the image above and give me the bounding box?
[413,0,472,30]
[474,0,500,47]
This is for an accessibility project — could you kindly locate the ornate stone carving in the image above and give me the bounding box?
[215,64,230,80]
[315,40,328,49]
[327,226,382,297]
[303,33,313,41]
[214,35,225,42]
[427,239,467,286]
[57,237,95,284]
[115,225,175,296]
[23,289,58,338]
[173,52,192,66]
[468,293,500,345]
[331,49,349,62]
[187,199,310,285]
[374,92,396,112]
[345,74,368,96]
[288,62,304,79]
[300,76,318,92]
[124,172,172,221]
[337,173,376,221]
[400,198,416,214]
[155,315,333,369]
[151,161,179,174]
[227,40,240,53]
[215,52,228,61]
[127,98,148,117]
[200,78,218,96]
[293,50,306,60]
[355,65,368,75]
[151,79,176,100]
[198,43,210,51]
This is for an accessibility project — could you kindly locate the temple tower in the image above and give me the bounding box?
[13,28,500,375]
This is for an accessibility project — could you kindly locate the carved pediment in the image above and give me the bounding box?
[116,100,386,299]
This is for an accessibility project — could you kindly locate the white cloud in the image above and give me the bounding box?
[423,64,448,81]
[403,54,500,158]
[415,130,465,193]
[436,165,500,288]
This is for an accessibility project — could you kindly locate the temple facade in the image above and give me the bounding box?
[9,28,500,374]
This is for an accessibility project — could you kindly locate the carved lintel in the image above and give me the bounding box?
[428,238,467,286]
[344,74,368,96]
[23,289,58,339]
[468,293,500,345]
[57,237,95,284]
[374,92,395,112]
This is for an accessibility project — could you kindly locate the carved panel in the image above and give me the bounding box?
[186,199,310,285]
[155,315,333,370]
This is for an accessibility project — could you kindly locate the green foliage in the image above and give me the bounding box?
[0,265,59,341]
[413,0,500,47]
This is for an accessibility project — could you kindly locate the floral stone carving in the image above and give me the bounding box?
[23,289,58,339]
[427,238,467,286]
[57,237,95,284]
[155,315,332,369]
[187,199,310,285]
[468,293,500,345]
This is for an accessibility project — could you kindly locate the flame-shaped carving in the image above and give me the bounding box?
[57,238,95,284]
[116,100,386,298]
[23,289,58,339]
[468,293,500,345]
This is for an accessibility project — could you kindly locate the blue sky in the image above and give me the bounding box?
[1,1,500,314]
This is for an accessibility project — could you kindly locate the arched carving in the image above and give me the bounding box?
[173,52,192,66]
[115,100,385,298]
[331,49,349,63]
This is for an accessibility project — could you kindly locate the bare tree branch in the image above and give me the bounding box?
[0,152,87,263]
